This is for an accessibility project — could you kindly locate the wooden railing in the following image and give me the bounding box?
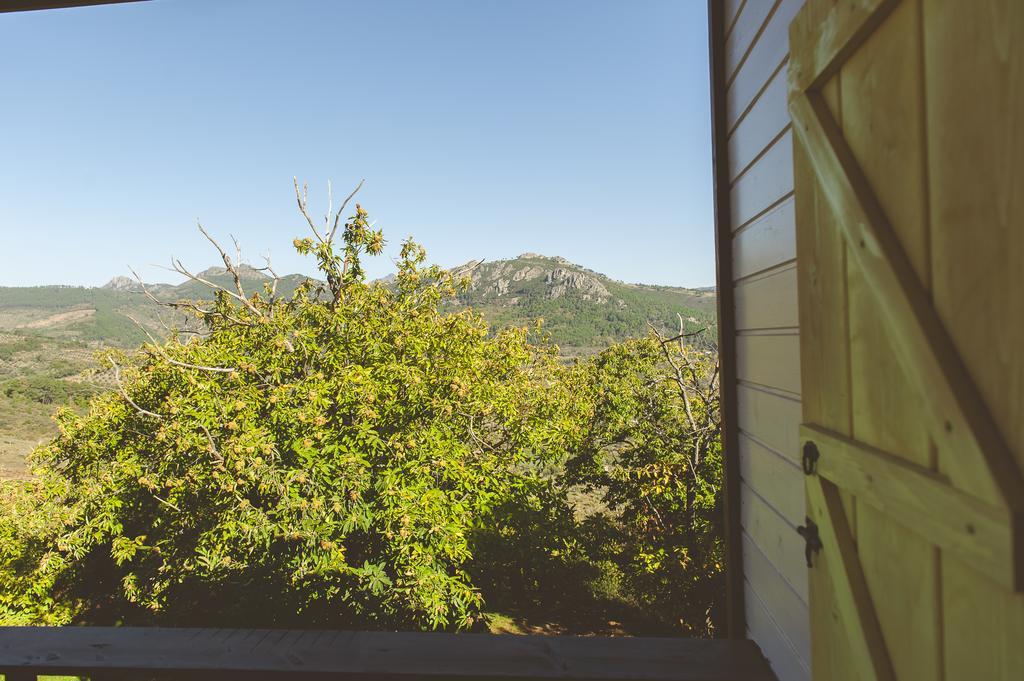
[0,627,775,680]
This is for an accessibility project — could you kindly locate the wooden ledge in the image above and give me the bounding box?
[0,627,776,681]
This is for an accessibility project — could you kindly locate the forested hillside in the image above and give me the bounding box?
[0,258,714,353]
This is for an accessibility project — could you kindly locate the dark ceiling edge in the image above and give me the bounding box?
[0,0,146,13]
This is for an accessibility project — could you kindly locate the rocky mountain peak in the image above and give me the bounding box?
[545,267,610,301]
[102,275,140,291]
[195,264,268,280]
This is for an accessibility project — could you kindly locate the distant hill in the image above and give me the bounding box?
[0,256,715,353]
[447,253,716,353]
[0,256,715,473]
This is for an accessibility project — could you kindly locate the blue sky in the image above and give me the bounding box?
[0,0,714,288]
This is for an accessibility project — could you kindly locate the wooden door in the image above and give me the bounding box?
[788,0,1024,679]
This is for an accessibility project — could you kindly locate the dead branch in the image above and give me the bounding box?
[125,314,236,374]
[327,179,365,243]
[110,359,164,420]
[294,177,326,243]
[253,253,281,300]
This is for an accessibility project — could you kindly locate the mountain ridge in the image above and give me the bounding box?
[2,253,715,352]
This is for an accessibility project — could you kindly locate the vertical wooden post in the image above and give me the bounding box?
[707,0,745,640]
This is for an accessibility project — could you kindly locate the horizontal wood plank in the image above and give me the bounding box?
[724,0,747,37]
[734,265,798,331]
[740,482,809,601]
[740,433,805,528]
[730,131,794,231]
[788,0,899,94]
[0,627,776,681]
[726,0,778,84]
[736,332,801,395]
[744,583,811,681]
[737,383,802,462]
[743,534,810,660]
[726,0,803,131]
[803,423,1018,590]
[733,196,796,280]
[729,65,790,182]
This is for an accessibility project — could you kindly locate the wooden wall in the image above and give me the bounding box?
[716,2,809,680]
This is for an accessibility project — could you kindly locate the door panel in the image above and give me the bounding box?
[789,0,1024,678]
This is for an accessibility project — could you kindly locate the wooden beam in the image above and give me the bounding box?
[805,476,896,681]
[787,0,899,94]
[803,423,1017,589]
[708,0,746,640]
[789,90,1024,588]
[0,627,777,681]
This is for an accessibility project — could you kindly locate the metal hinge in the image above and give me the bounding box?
[802,440,820,475]
[797,517,823,568]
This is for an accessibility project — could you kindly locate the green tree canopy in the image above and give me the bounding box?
[0,192,585,630]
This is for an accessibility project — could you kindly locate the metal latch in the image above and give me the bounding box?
[797,517,822,568]
[801,440,820,475]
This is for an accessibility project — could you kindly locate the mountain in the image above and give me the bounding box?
[0,255,715,353]
[0,256,714,473]
[446,253,716,352]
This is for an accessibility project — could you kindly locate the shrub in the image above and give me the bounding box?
[0,192,583,630]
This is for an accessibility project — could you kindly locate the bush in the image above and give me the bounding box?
[0,186,724,635]
[0,197,584,630]
[564,334,724,635]
[1,376,97,405]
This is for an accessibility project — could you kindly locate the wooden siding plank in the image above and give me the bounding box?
[739,432,804,527]
[737,382,801,461]
[732,196,796,280]
[727,0,803,131]
[730,130,793,230]
[743,533,810,657]
[729,64,790,182]
[740,481,808,600]
[736,332,801,395]
[745,583,811,681]
[724,0,748,38]
[726,0,778,84]
[734,265,798,331]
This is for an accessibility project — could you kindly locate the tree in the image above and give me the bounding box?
[0,181,725,635]
[564,324,724,635]
[0,181,582,630]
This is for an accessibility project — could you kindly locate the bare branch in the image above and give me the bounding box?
[327,179,365,243]
[150,492,181,512]
[125,314,236,374]
[110,359,164,420]
[131,265,253,329]
[199,423,224,463]
[294,176,326,243]
[196,222,251,305]
[649,321,698,433]
[167,256,261,318]
[254,253,281,299]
